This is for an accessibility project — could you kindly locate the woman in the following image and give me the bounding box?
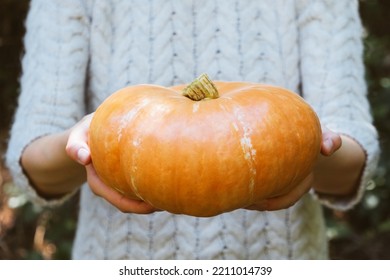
[6,0,379,259]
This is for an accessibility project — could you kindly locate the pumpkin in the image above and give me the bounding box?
[89,74,321,217]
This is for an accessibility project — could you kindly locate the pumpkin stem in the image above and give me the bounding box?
[182,73,219,101]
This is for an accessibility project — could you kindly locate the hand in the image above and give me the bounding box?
[66,114,159,214]
[246,126,342,211]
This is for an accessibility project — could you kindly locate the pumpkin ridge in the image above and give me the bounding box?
[217,99,257,205]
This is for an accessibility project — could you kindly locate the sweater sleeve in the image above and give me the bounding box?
[296,0,380,210]
[6,0,90,207]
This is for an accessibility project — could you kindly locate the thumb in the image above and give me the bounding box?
[321,127,342,156]
[65,114,94,165]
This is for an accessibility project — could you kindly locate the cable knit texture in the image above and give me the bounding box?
[6,0,379,259]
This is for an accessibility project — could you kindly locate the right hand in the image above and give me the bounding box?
[66,113,159,214]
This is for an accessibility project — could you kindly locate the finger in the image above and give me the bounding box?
[264,174,314,211]
[66,140,91,166]
[321,128,342,156]
[245,200,268,211]
[66,114,93,165]
[86,164,158,214]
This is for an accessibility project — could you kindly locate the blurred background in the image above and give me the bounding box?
[0,0,389,259]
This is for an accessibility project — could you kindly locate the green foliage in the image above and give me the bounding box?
[0,0,389,260]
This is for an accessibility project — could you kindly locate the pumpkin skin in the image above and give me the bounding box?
[89,76,321,217]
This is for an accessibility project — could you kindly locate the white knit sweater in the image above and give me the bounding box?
[7,0,379,259]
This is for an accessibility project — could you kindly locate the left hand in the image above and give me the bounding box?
[66,113,160,214]
[246,126,342,211]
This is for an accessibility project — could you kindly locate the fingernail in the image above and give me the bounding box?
[77,148,90,164]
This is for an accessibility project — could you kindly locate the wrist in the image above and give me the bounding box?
[21,130,85,198]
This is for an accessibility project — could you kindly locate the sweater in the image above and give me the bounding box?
[6,0,379,259]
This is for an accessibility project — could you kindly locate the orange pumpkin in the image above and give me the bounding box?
[89,74,321,217]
